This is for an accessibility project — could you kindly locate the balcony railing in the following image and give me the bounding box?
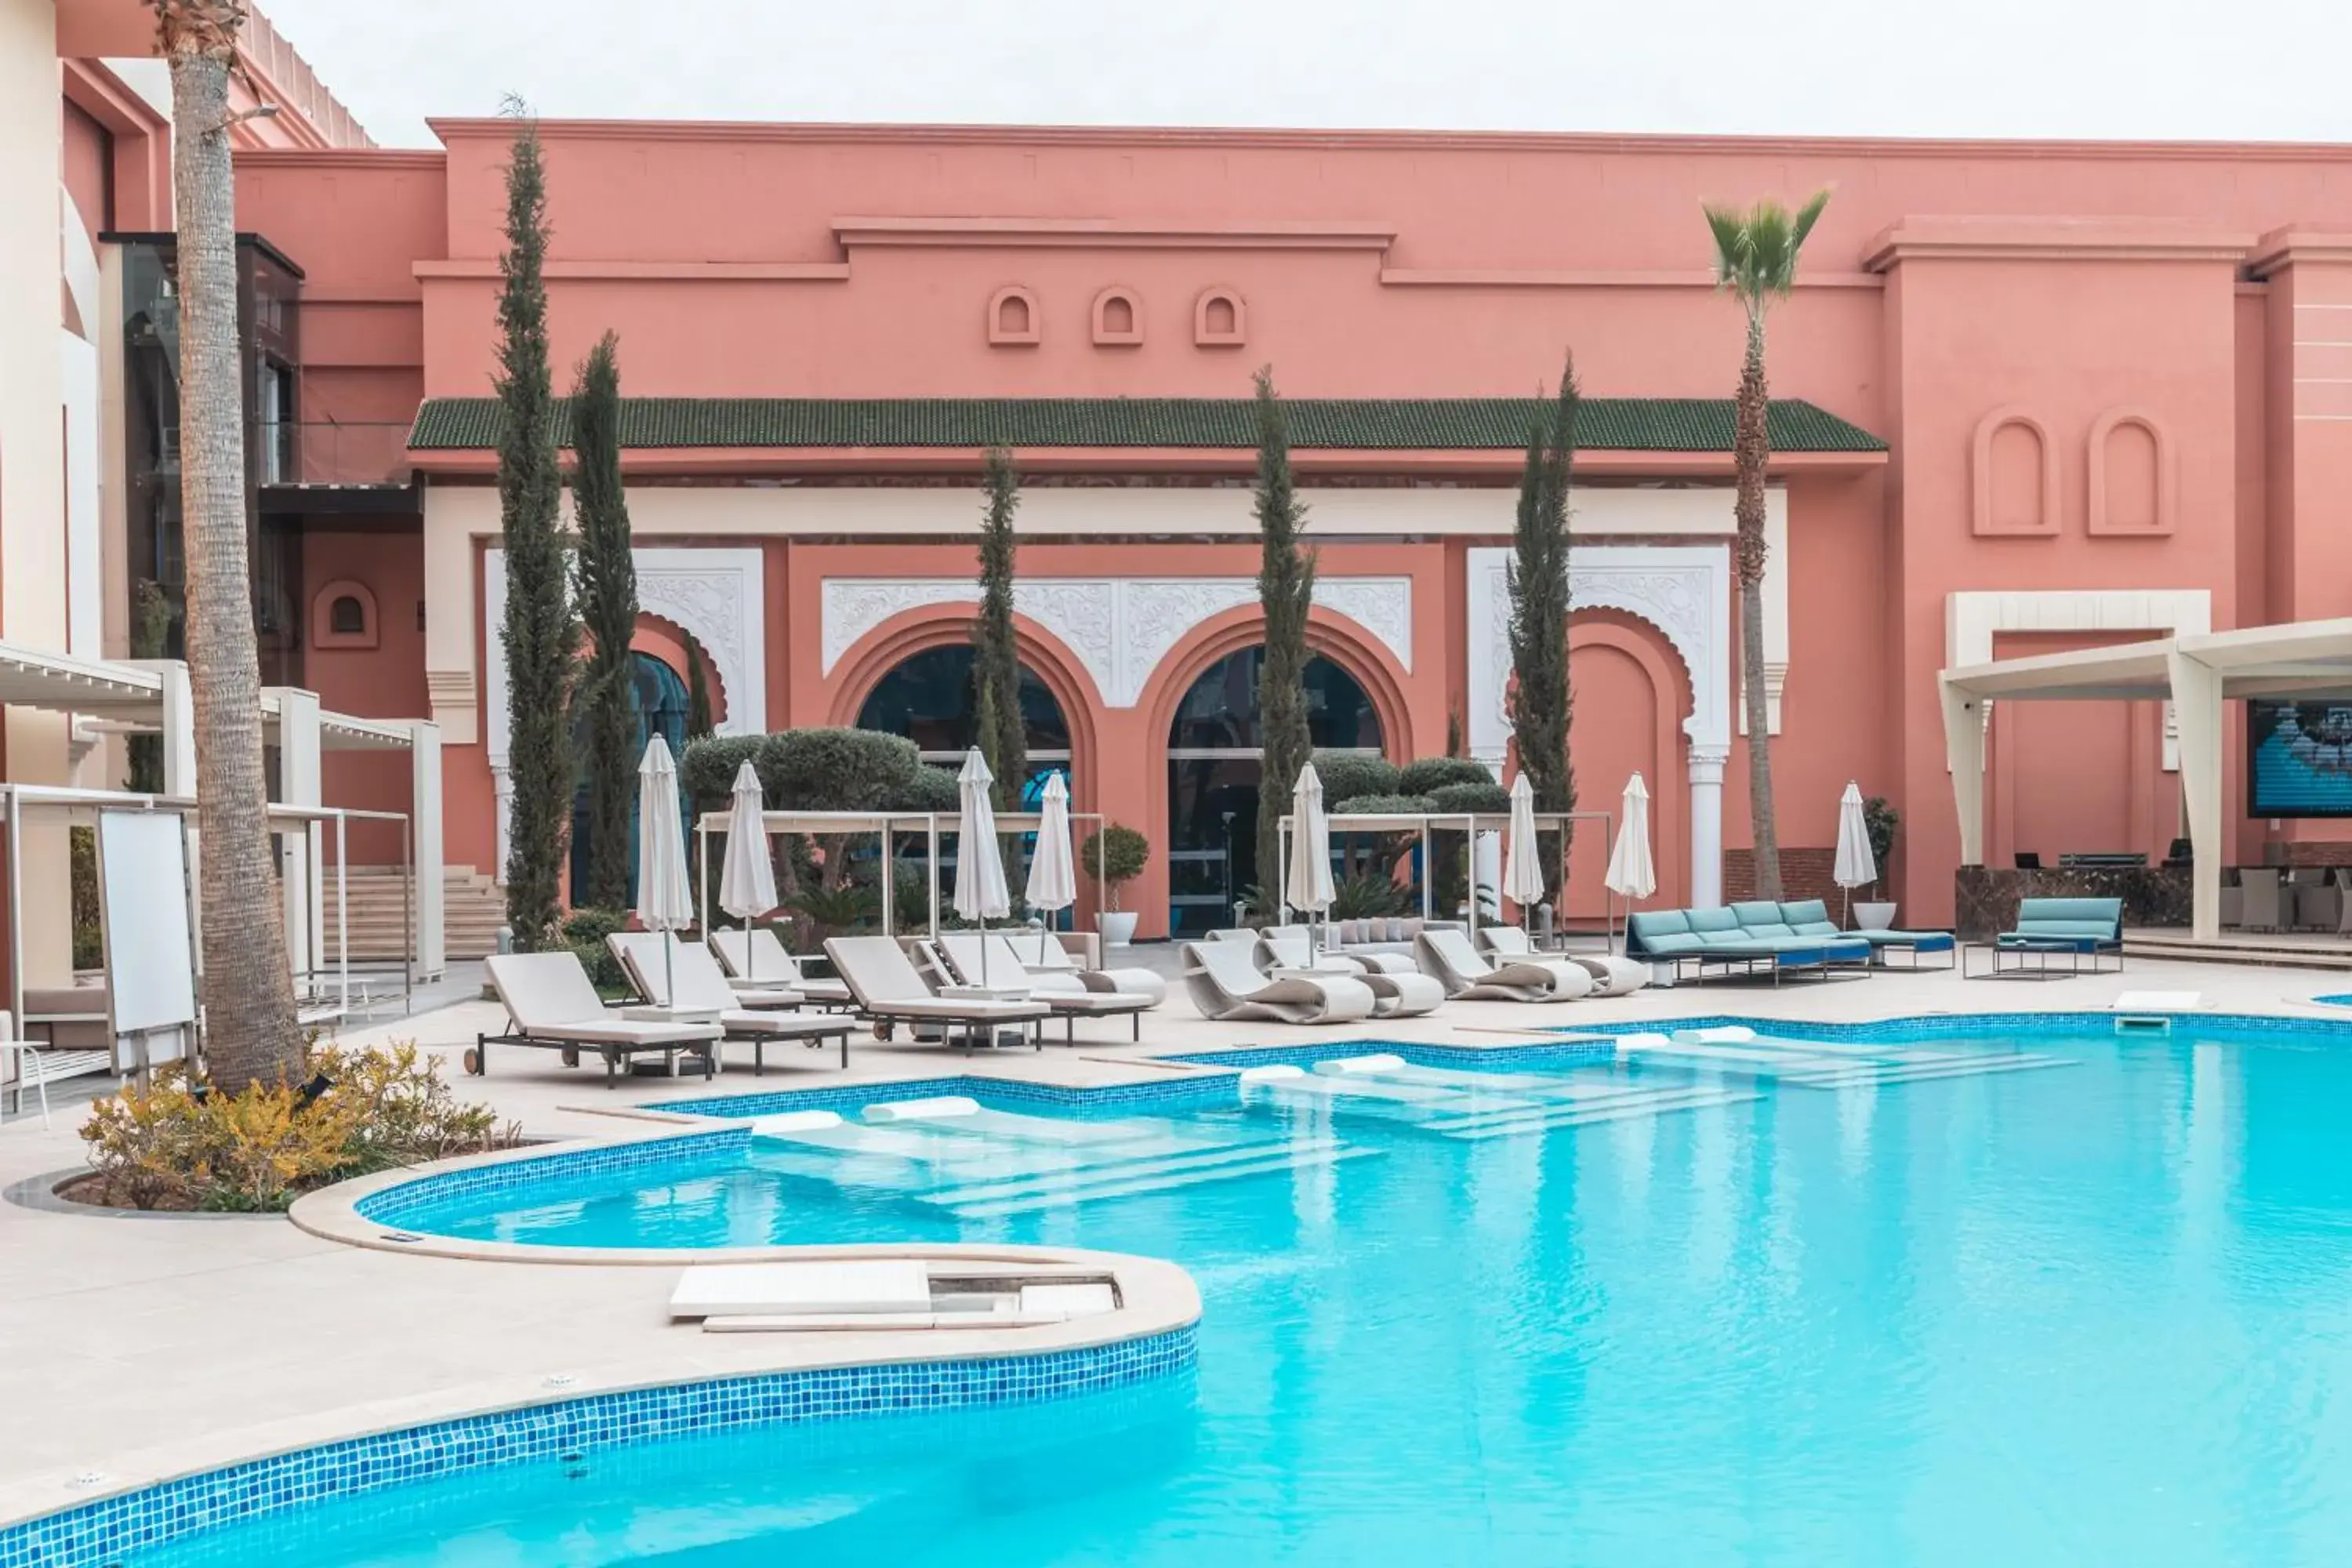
[257,421,412,488]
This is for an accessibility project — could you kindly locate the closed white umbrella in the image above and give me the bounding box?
[1025,770,1077,937]
[717,759,776,984]
[1503,771,1548,916]
[1604,773,1657,902]
[954,749,1012,985]
[1285,761,1335,947]
[1833,780,1878,925]
[633,735,695,1007]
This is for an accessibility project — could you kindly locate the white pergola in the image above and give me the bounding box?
[1940,618,2352,942]
[0,642,445,979]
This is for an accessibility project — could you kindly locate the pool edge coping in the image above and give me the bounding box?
[0,1243,1201,1553]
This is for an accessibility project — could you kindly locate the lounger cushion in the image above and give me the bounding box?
[1640,932,1706,955]
[1738,921,1798,940]
[1730,901,1785,929]
[1686,907,1741,935]
[1788,920,1843,937]
[1854,929,1955,953]
[535,1018,720,1047]
[2011,920,2122,940]
[1777,900,1834,927]
[1628,909,1692,940]
[2016,897,2123,928]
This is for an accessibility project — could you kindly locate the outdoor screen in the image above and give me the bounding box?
[2247,700,2352,817]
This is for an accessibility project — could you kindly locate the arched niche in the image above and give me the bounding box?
[1972,407,2060,537]
[2087,407,2176,535]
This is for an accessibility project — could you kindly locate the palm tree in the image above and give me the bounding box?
[1704,188,1830,902]
[153,0,302,1091]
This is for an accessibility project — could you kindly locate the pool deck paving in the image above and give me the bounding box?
[1,948,2343,1526]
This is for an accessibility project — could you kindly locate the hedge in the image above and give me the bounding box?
[1427,780,1512,815]
[1311,750,1399,808]
[1398,756,1498,796]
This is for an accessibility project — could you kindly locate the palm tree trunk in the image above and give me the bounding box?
[1733,311,1782,901]
[163,6,302,1091]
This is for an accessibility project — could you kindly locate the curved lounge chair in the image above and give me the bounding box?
[1478,925,1650,996]
[1180,941,1377,1025]
[607,932,853,1072]
[1255,927,1445,1018]
[932,932,1154,1043]
[1416,928,1594,1003]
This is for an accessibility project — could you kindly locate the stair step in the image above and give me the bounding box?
[926,1135,1329,1208]
[945,1143,1373,1218]
[1781,1054,2067,1089]
[1435,1085,1763,1141]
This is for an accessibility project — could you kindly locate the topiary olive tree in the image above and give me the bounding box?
[1080,824,1151,912]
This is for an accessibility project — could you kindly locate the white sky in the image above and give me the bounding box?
[260,0,2352,151]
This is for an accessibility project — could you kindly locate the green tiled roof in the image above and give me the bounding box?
[408,397,1883,454]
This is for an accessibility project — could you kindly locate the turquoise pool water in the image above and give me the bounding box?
[133,1021,2352,1564]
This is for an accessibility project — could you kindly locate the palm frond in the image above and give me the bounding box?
[1702,189,1833,303]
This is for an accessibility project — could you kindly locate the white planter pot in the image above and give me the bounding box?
[1851,900,1898,931]
[1099,911,1140,948]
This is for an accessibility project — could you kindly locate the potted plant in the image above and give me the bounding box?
[1853,795,1900,930]
[1082,823,1150,947]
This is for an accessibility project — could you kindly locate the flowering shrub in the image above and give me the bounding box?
[79,1043,521,1212]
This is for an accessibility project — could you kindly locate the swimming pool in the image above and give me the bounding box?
[78,1015,2352,1563]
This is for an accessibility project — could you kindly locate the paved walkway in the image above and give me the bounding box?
[1,951,2343,1520]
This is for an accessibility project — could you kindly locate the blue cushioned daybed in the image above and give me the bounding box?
[1628,902,1873,985]
[1963,896,2125,979]
[1777,899,1958,970]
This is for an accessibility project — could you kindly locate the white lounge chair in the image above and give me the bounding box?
[1478,925,1650,996]
[1180,940,1377,1025]
[610,931,801,1011]
[708,927,855,1007]
[606,933,855,1072]
[1254,927,1445,1018]
[933,932,1154,1044]
[1416,927,1594,1003]
[996,928,1168,1006]
[476,952,723,1086]
[824,935,1053,1051]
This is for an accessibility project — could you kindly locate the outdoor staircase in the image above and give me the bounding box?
[318,866,506,962]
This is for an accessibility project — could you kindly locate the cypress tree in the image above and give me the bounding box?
[683,633,714,742]
[1509,352,1581,887]
[1252,368,1316,908]
[493,111,579,950]
[971,446,1027,809]
[572,330,637,912]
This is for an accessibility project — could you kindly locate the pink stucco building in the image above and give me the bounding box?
[238,123,2352,940]
[27,2,2352,949]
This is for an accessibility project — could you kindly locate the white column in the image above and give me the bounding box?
[409,722,446,980]
[2166,652,2223,942]
[270,689,323,985]
[1688,746,1726,908]
[491,764,514,884]
[1940,677,1986,867]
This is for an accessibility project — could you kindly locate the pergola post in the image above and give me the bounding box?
[270,688,323,988]
[2167,651,2224,942]
[408,721,445,979]
[1940,677,1986,867]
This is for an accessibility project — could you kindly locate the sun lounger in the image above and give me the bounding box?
[1254,927,1444,1018]
[476,952,722,1086]
[609,932,802,1010]
[1179,940,1377,1024]
[824,935,1052,1051]
[1476,925,1650,996]
[708,926,855,1006]
[933,932,1154,1044]
[995,929,1168,1006]
[1416,927,1594,1003]
[606,932,854,1071]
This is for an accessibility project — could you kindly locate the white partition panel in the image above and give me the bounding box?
[97,809,198,1069]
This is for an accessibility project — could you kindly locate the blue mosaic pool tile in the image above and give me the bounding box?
[1531,1009,2352,1046]
[1162,1036,1620,1073]
[0,1326,1195,1568]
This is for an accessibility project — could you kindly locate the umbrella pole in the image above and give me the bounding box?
[664,930,675,1011]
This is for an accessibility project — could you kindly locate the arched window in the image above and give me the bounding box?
[310,578,378,649]
[1166,648,1380,931]
[856,645,1071,804]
